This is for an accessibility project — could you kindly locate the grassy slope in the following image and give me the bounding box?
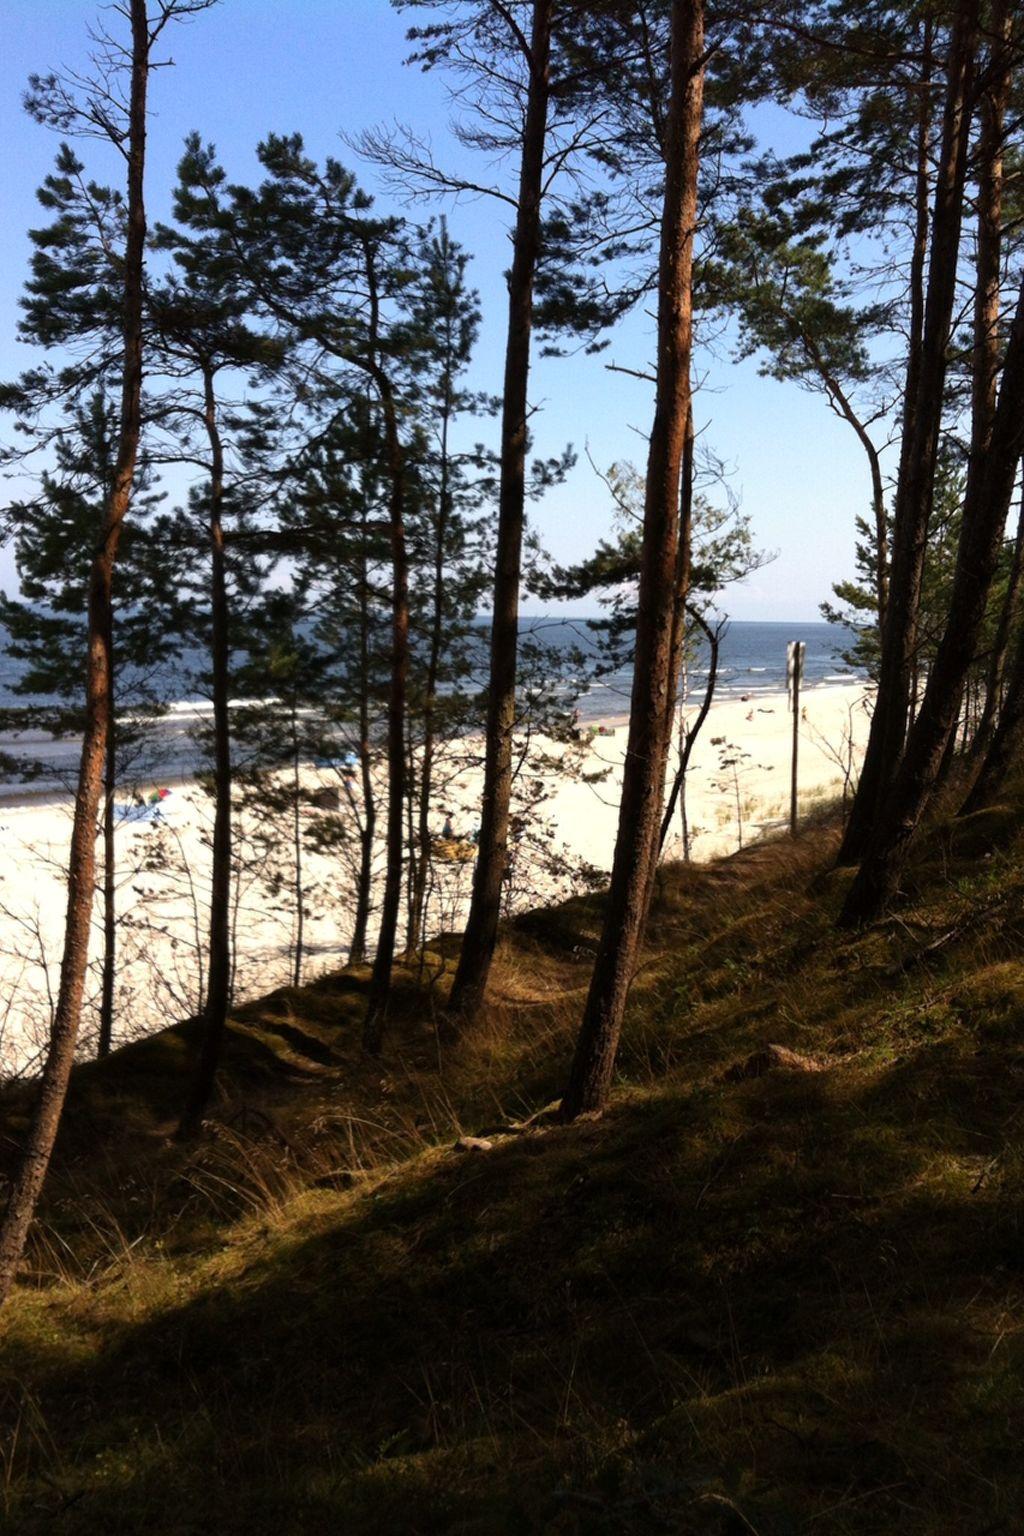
[2,802,1024,1533]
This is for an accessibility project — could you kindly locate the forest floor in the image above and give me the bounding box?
[1,786,1023,1533]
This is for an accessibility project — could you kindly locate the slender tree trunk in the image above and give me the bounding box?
[861,429,888,628]
[350,784,374,964]
[292,710,304,988]
[681,785,690,861]
[363,367,410,1051]
[796,326,889,626]
[446,0,553,1026]
[934,682,963,788]
[650,405,695,860]
[640,407,696,919]
[961,481,1024,815]
[404,737,419,955]
[900,17,935,528]
[349,531,375,965]
[97,655,117,1060]
[970,0,1009,461]
[408,725,434,956]
[962,617,1024,813]
[659,610,719,851]
[841,274,1024,925]
[976,489,1024,747]
[839,11,976,865]
[0,0,149,1304]
[561,0,705,1122]
[409,333,455,958]
[959,0,1015,770]
[180,363,232,1137]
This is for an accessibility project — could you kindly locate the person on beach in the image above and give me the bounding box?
[442,812,454,839]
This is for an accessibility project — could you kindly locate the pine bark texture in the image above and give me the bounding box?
[657,402,696,872]
[408,317,455,957]
[291,716,305,988]
[968,485,1024,780]
[962,586,1024,814]
[561,0,705,1121]
[363,371,410,1052]
[955,0,1014,785]
[180,366,232,1135]
[446,0,553,1026]
[659,608,719,851]
[349,522,376,965]
[970,0,1009,463]
[841,276,1024,924]
[98,673,117,1060]
[839,9,973,864]
[0,0,150,1303]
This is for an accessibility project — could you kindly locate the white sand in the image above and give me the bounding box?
[0,680,871,1072]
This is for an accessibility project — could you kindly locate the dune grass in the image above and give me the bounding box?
[1,797,1023,1532]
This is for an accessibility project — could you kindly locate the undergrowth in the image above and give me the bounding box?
[1,796,1023,1533]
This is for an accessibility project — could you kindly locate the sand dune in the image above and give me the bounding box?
[0,681,870,1073]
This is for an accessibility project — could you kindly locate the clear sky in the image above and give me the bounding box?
[0,0,879,622]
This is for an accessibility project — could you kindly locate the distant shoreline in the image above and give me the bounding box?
[0,668,870,810]
[0,679,871,1072]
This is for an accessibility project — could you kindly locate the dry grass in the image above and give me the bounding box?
[1,797,1024,1531]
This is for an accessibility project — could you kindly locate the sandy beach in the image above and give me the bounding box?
[0,680,871,1073]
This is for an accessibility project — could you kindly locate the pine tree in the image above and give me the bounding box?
[281,402,392,968]
[838,0,981,864]
[0,0,218,1308]
[837,3,1024,919]
[399,1,559,1026]
[0,393,171,1059]
[841,276,1024,921]
[712,210,890,622]
[231,591,336,992]
[149,133,288,1134]
[209,137,448,1047]
[561,0,706,1121]
[401,221,494,956]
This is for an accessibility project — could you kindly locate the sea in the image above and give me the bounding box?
[530,617,862,721]
[0,618,863,798]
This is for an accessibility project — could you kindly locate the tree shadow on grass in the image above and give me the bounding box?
[4,1041,1024,1534]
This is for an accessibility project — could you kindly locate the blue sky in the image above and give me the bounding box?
[0,0,879,622]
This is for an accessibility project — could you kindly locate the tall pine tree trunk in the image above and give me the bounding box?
[838,10,975,864]
[446,0,553,1026]
[180,364,232,1136]
[841,275,1024,925]
[961,595,1024,814]
[349,515,376,965]
[647,404,694,892]
[97,645,117,1060]
[956,0,1014,775]
[969,0,1009,462]
[660,610,719,851]
[969,482,1024,775]
[408,409,451,958]
[0,0,149,1304]
[363,371,410,1052]
[561,0,705,1122]
[409,274,459,959]
[292,706,305,988]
